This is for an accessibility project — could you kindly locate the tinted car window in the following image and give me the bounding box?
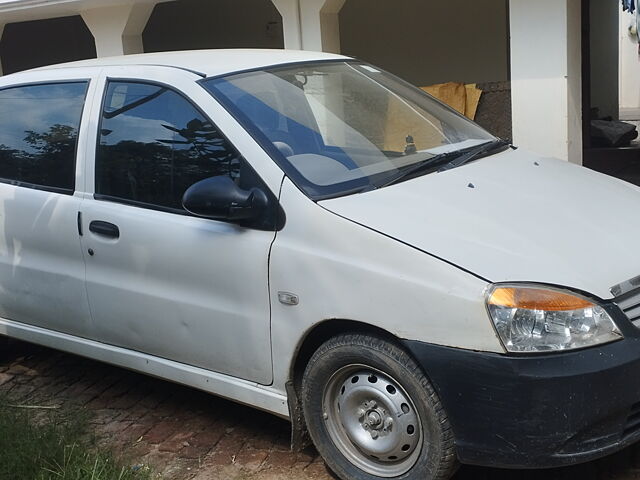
[96,81,244,211]
[0,82,88,192]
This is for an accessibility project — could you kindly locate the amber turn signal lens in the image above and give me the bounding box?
[488,287,594,312]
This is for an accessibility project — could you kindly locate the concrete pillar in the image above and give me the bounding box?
[272,0,302,50]
[509,0,583,164]
[272,0,344,52]
[81,3,155,57]
[300,0,345,52]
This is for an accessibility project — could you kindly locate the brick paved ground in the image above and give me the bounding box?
[2,339,640,480]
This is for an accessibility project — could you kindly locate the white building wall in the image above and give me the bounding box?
[619,8,640,117]
[510,0,582,164]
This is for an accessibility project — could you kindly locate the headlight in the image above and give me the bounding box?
[486,285,622,353]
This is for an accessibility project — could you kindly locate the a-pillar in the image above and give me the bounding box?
[509,0,583,164]
[81,2,157,57]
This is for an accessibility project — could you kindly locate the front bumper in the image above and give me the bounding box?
[402,305,640,469]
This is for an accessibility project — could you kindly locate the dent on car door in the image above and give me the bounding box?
[79,80,278,385]
[0,81,93,337]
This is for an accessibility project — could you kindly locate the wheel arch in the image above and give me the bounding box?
[286,318,408,452]
[290,319,399,386]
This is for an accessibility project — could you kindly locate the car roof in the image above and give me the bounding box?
[29,49,350,77]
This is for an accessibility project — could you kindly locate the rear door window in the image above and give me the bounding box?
[0,82,88,193]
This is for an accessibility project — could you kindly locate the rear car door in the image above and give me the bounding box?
[0,72,95,338]
[79,67,279,385]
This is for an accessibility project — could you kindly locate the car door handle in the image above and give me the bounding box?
[89,221,120,239]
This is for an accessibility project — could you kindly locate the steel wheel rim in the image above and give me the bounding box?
[322,364,424,477]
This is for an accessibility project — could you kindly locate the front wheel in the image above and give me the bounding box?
[302,333,457,480]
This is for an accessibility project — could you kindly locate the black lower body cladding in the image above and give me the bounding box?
[403,336,640,469]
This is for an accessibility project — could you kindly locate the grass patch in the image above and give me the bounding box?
[0,396,151,480]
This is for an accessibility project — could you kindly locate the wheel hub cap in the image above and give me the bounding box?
[323,366,424,477]
[366,410,382,428]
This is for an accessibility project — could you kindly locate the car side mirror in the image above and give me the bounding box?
[182,176,268,222]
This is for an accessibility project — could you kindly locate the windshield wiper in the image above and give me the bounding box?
[373,139,510,189]
[437,139,511,173]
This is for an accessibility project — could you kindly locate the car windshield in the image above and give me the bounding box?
[202,61,495,200]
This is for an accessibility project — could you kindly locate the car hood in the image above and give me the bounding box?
[320,148,640,300]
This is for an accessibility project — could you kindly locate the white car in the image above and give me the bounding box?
[0,49,639,480]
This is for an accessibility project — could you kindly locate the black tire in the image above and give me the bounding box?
[302,333,457,480]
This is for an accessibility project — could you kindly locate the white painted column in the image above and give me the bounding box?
[300,0,345,52]
[81,3,156,57]
[272,0,345,52]
[272,0,302,50]
[510,0,583,164]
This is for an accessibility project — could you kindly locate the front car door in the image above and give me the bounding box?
[79,67,281,385]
